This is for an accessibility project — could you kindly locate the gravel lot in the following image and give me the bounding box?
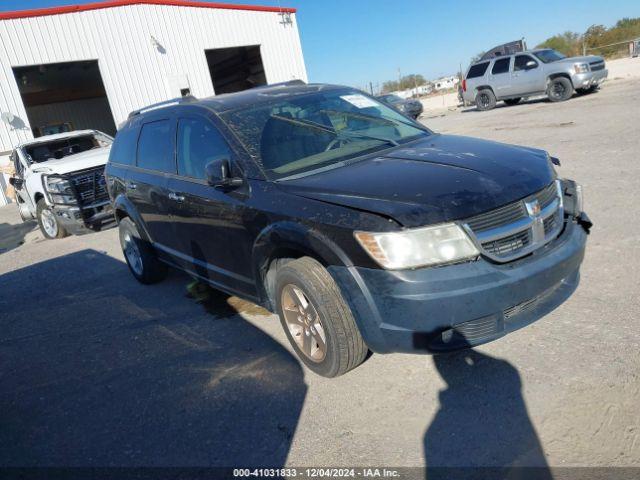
[1,78,639,471]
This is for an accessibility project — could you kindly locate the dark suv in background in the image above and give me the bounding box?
[106,82,591,377]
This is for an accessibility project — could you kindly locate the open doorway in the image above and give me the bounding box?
[206,45,267,94]
[13,60,117,137]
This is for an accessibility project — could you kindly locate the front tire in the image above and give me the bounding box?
[36,198,68,239]
[118,217,167,284]
[547,77,573,102]
[275,257,368,377]
[475,89,496,111]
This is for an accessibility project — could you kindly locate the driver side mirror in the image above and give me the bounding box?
[205,157,243,189]
[9,176,23,190]
[525,60,537,70]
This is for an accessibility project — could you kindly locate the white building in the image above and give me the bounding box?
[434,76,459,91]
[0,0,306,204]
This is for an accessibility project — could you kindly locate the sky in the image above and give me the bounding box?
[2,0,639,89]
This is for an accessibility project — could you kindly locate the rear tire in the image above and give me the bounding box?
[547,77,573,102]
[275,257,368,377]
[118,217,167,284]
[503,97,521,106]
[36,198,68,239]
[475,89,496,111]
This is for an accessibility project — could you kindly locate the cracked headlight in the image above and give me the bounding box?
[355,223,479,270]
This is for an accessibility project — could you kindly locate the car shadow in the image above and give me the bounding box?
[424,349,552,480]
[0,220,37,254]
[0,249,307,467]
[460,97,552,113]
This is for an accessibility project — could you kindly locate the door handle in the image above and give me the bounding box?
[168,192,185,202]
[127,181,137,190]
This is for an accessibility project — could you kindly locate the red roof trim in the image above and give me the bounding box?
[0,0,296,20]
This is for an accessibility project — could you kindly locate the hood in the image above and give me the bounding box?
[559,55,604,64]
[277,134,555,227]
[31,146,111,175]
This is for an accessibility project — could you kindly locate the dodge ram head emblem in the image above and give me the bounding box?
[525,199,541,217]
[525,199,545,243]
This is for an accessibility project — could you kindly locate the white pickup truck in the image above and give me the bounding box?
[9,130,114,239]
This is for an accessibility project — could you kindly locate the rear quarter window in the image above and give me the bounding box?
[108,125,139,165]
[466,62,490,79]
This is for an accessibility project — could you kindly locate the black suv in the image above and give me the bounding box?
[106,83,591,377]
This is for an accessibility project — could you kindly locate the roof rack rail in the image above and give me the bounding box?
[128,95,197,118]
[251,79,306,90]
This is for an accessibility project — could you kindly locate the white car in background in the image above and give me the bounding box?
[9,130,114,239]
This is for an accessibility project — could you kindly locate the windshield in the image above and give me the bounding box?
[221,89,430,180]
[378,94,403,104]
[533,49,567,63]
[23,133,112,164]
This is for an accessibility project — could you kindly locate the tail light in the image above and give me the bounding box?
[462,79,467,92]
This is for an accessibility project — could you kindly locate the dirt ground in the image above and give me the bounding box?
[0,77,639,471]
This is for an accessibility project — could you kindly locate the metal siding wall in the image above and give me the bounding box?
[0,4,307,152]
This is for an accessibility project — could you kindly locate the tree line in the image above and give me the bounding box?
[536,17,640,57]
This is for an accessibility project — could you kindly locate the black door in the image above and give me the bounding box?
[166,114,257,298]
[128,117,178,251]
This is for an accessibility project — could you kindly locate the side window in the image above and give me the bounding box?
[177,117,231,179]
[137,119,175,173]
[466,62,490,79]
[109,126,139,165]
[491,58,511,75]
[514,55,538,71]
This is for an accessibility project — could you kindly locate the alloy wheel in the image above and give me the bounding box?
[40,208,58,237]
[281,284,327,362]
[123,232,143,276]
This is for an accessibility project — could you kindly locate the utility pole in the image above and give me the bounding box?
[398,68,401,90]
[369,82,374,95]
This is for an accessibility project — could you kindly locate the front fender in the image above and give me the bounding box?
[112,194,151,242]
[252,221,353,305]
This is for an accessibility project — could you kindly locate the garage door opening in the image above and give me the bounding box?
[206,45,267,94]
[13,60,117,137]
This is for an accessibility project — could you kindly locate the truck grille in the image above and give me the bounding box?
[463,182,563,262]
[69,167,108,206]
[589,61,605,71]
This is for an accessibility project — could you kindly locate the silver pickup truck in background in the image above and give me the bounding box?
[462,48,608,111]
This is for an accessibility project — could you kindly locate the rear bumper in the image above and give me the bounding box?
[329,218,588,354]
[53,201,115,235]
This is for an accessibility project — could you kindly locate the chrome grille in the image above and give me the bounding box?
[589,61,605,71]
[69,167,108,206]
[463,181,563,262]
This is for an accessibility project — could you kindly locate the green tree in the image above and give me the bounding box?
[381,74,427,93]
[536,31,582,56]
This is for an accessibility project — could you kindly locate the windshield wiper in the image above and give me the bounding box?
[269,114,399,147]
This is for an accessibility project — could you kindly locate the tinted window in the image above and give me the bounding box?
[137,119,175,173]
[467,62,490,79]
[109,126,138,165]
[177,118,231,179]
[533,49,566,63]
[514,55,538,71]
[491,58,510,75]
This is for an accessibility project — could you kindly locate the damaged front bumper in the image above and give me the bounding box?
[330,215,590,354]
[53,201,115,235]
